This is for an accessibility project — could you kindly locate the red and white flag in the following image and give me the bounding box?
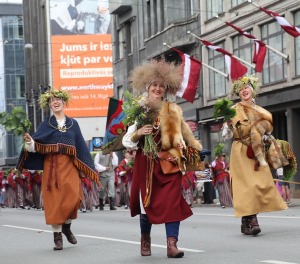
[225,21,267,72]
[172,48,201,103]
[260,6,300,37]
[200,39,248,80]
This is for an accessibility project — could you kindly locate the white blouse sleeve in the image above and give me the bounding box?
[122,122,139,149]
[222,123,233,141]
[24,139,36,153]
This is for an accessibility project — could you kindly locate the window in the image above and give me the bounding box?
[208,42,226,99]
[124,21,132,54]
[232,31,255,75]
[294,11,300,76]
[160,0,165,30]
[117,85,124,100]
[206,0,224,20]
[231,0,247,8]
[261,21,286,84]
[146,1,151,37]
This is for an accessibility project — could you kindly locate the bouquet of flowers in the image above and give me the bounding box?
[122,91,158,158]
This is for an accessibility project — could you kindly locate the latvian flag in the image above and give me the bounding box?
[225,21,267,72]
[260,6,300,38]
[200,39,248,80]
[172,48,201,103]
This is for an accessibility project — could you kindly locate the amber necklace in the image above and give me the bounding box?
[48,116,73,132]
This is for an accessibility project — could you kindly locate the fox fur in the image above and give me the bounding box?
[242,105,273,167]
[159,102,202,172]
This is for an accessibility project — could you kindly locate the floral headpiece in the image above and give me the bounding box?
[230,74,261,98]
[129,59,183,95]
[214,143,224,157]
[39,88,71,109]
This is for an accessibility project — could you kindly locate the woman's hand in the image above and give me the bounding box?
[137,124,153,136]
[23,133,32,143]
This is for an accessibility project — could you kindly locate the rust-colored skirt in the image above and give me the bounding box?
[41,154,82,225]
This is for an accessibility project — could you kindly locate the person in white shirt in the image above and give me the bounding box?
[94,149,118,210]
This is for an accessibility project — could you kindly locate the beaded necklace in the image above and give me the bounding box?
[48,116,73,132]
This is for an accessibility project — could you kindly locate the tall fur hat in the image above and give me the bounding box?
[129,59,183,94]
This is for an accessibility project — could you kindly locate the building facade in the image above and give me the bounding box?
[0,2,25,168]
[109,0,300,193]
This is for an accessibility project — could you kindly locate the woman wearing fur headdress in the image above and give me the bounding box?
[223,75,287,236]
[122,59,202,258]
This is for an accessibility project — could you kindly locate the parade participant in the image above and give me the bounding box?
[122,59,202,258]
[223,75,287,236]
[31,170,42,209]
[17,89,100,250]
[94,148,118,210]
[211,150,232,209]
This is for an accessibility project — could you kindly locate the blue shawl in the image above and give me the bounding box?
[17,116,99,185]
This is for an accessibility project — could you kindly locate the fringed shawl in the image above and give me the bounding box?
[16,116,100,186]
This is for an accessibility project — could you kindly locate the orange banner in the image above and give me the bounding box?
[51,34,113,117]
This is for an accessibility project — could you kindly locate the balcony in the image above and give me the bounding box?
[109,0,133,15]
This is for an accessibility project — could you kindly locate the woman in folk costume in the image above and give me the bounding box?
[17,89,100,250]
[223,75,287,236]
[122,59,202,258]
[211,145,232,209]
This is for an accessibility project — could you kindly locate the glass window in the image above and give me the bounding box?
[294,11,300,76]
[207,0,224,20]
[231,0,247,8]
[232,30,255,75]
[208,42,226,99]
[261,21,287,84]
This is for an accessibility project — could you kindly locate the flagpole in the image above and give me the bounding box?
[187,31,255,69]
[163,43,228,78]
[215,15,289,61]
[247,1,289,61]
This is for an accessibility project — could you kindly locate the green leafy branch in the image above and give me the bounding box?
[0,107,32,136]
[213,98,236,122]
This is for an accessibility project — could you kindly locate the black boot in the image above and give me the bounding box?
[62,223,77,244]
[53,232,63,250]
[99,198,104,211]
[248,214,261,236]
[109,197,116,210]
[241,216,251,235]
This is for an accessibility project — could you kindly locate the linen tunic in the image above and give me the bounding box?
[229,103,287,217]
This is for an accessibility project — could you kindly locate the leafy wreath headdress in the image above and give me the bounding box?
[39,88,71,110]
[230,74,261,98]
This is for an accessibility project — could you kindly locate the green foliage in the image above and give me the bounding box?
[122,90,155,128]
[213,98,236,122]
[214,143,224,157]
[0,107,31,136]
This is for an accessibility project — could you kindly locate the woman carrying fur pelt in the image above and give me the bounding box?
[122,59,202,259]
[223,75,287,237]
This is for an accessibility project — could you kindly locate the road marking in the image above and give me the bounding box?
[193,213,300,219]
[2,225,204,253]
[260,261,299,264]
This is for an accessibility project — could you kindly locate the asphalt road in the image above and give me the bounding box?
[1,204,300,264]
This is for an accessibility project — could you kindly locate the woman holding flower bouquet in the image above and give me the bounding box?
[122,59,202,258]
[17,89,100,251]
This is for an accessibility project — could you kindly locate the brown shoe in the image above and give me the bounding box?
[53,232,63,250]
[241,217,251,235]
[249,215,261,236]
[62,223,77,244]
[141,233,151,256]
[167,237,184,258]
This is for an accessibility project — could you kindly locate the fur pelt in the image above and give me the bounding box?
[242,105,273,168]
[159,102,202,172]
